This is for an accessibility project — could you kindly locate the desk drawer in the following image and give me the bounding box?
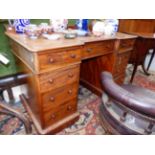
[113,52,130,76]
[43,98,77,127]
[119,39,135,53]
[38,48,81,71]
[82,40,114,59]
[42,82,79,112]
[39,64,80,93]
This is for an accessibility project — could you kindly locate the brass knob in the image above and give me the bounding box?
[51,114,56,119]
[68,89,72,94]
[48,78,54,84]
[67,105,72,111]
[68,73,73,78]
[87,48,92,52]
[50,96,55,102]
[70,54,76,58]
[49,58,54,63]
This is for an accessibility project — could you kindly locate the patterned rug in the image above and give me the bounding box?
[0,65,155,135]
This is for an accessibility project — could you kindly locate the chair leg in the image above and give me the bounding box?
[0,102,32,134]
[0,90,4,100]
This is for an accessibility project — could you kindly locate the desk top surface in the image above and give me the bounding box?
[5,31,137,52]
[123,32,155,39]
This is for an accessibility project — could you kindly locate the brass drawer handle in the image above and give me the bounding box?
[48,78,54,84]
[68,73,73,78]
[70,54,76,58]
[87,48,92,53]
[68,89,72,94]
[50,96,55,102]
[49,58,54,63]
[51,114,56,119]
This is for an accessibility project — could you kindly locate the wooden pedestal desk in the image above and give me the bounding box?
[5,32,136,134]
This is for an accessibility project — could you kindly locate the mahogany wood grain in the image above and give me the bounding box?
[119,19,155,33]
[118,39,135,53]
[38,47,81,71]
[6,31,136,134]
[113,52,131,77]
[82,40,114,59]
[20,94,79,134]
[39,64,80,93]
[42,82,79,112]
[81,53,115,95]
[43,98,77,128]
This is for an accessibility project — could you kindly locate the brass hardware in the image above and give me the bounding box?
[68,73,73,78]
[68,89,72,94]
[87,48,92,52]
[49,58,54,63]
[48,79,54,84]
[51,114,56,119]
[70,54,76,58]
[67,105,72,111]
[50,96,55,102]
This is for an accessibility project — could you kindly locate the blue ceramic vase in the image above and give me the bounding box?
[14,19,30,33]
[76,19,88,32]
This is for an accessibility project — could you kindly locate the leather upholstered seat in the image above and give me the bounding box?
[100,71,155,135]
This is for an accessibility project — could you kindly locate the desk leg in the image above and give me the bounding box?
[130,63,138,83]
[146,49,155,71]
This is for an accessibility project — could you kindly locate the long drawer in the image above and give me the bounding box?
[82,40,114,59]
[39,64,80,93]
[43,98,77,128]
[42,82,79,112]
[38,48,81,71]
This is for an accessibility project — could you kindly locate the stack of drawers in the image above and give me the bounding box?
[114,39,135,84]
[36,48,81,128]
[38,64,80,128]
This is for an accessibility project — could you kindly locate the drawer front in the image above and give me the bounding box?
[82,40,114,59]
[38,48,81,71]
[42,82,79,112]
[43,98,77,127]
[39,65,80,93]
[119,39,135,53]
[113,52,130,77]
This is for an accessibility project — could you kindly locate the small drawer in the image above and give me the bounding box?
[82,40,114,59]
[43,98,77,127]
[113,52,130,76]
[42,82,79,112]
[38,48,81,71]
[39,64,80,93]
[119,39,135,53]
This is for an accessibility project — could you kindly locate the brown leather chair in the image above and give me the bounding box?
[0,73,32,134]
[99,71,155,135]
